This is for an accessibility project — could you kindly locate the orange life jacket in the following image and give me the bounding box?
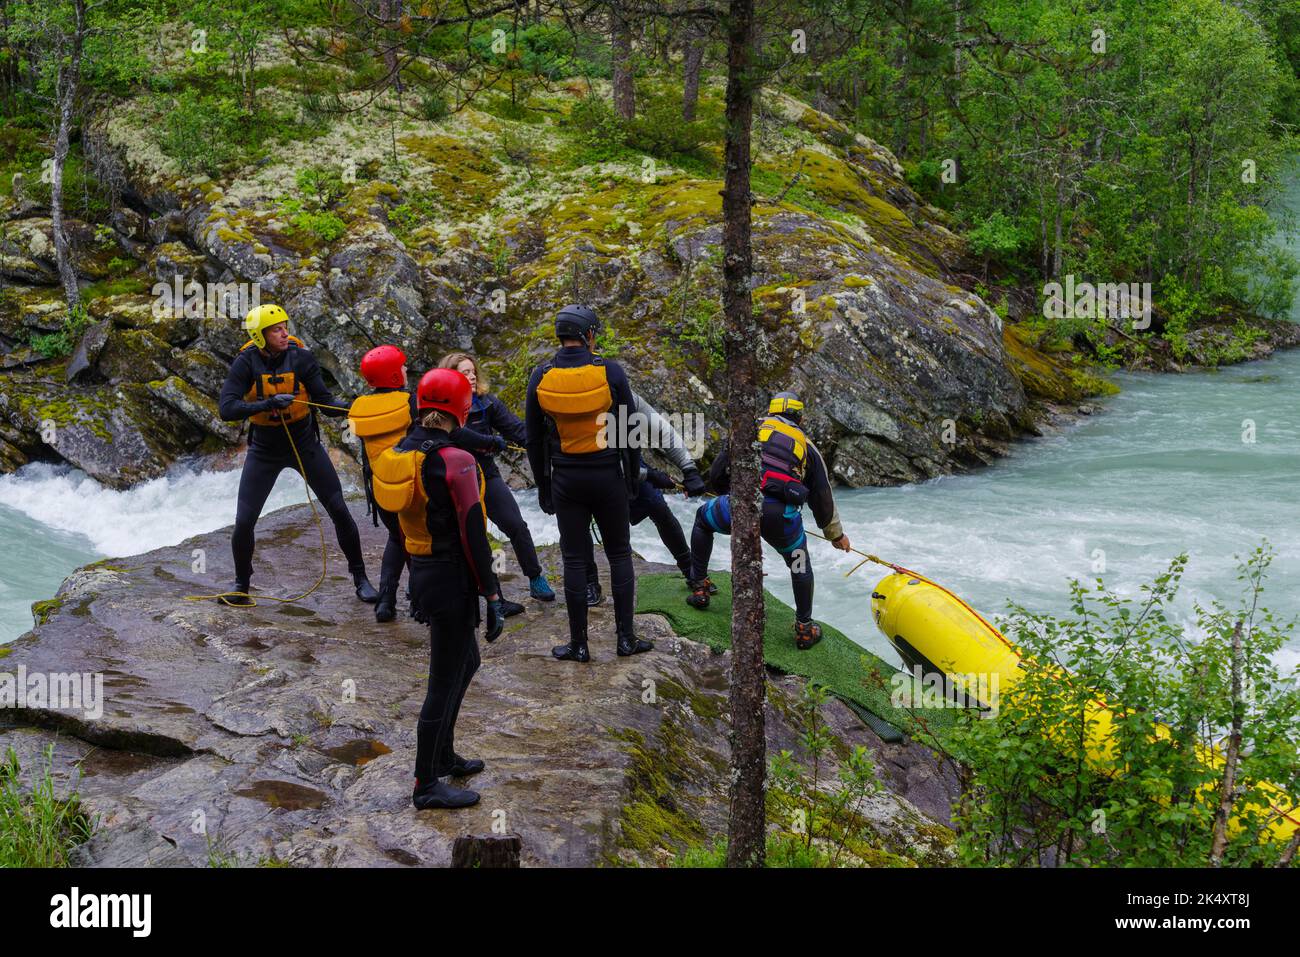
[240,335,311,427]
[535,358,612,454]
[348,391,411,467]
[370,441,487,557]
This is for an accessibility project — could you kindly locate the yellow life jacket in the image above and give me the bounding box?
[240,335,311,427]
[349,391,411,467]
[535,359,612,454]
[370,440,487,557]
[758,415,808,488]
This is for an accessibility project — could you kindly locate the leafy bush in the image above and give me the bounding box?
[288,210,346,243]
[967,210,1028,270]
[563,93,628,163]
[30,304,92,359]
[623,97,713,159]
[951,546,1300,867]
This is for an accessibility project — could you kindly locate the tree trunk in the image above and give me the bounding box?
[611,11,635,121]
[720,0,764,870]
[50,0,87,313]
[682,21,705,121]
[1209,621,1245,866]
[379,0,403,92]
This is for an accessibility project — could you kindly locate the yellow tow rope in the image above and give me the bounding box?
[184,413,329,608]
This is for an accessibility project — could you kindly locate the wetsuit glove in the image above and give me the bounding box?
[492,436,508,453]
[485,597,505,642]
[681,466,707,497]
[262,394,296,412]
[538,485,554,515]
[646,467,677,490]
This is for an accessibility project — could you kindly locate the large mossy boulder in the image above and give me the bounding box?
[0,373,203,487]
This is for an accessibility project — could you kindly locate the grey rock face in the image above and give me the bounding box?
[1,514,954,867]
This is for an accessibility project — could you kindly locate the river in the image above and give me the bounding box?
[3,344,1297,674]
[4,220,1299,671]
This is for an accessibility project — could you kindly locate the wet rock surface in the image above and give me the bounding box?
[0,504,956,867]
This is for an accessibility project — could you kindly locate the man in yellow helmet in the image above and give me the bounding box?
[684,391,851,650]
[216,304,379,606]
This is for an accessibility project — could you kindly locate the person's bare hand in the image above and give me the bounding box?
[833,534,851,552]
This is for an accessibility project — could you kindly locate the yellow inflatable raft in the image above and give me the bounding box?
[870,569,1300,846]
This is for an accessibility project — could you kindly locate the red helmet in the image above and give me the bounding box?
[360,344,408,389]
[416,368,472,426]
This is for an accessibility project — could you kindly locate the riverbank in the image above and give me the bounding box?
[0,507,956,867]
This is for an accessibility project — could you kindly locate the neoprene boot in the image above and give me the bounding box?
[552,627,590,662]
[412,779,480,810]
[500,597,526,618]
[351,565,379,603]
[374,580,398,622]
[685,578,713,610]
[794,619,822,650]
[585,581,603,606]
[678,560,711,589]
[221,582,254,607]
[450,753,485,777]
[616,622,653,657]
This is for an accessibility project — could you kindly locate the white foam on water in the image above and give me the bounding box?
[0,460,306,556]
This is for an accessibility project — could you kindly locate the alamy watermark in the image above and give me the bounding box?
[596,409,708,461]
[1042,274,1152,330]
[151,275,261,320]
[1,666,104,720]
[890,665,1000,717]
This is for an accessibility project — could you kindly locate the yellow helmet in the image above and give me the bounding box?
[244,303,290,349]
[768,391,804,418]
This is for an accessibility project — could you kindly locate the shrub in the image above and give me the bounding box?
[623,97,712,159]
[950,546,1300,867]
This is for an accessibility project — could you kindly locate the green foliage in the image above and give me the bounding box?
[30,303,91,359]
[967,211,1029,270]
[768,682,888,866]
[279,165,350,245]
[951,546,1300,867]
[469,20,610,80]
[822,0,1299,321]
[563,93,630,164]
[387,189,441,243]
[623,96,714,159]
[0,745,94,867]
[155,87,324,177]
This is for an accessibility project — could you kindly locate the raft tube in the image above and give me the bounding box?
[871,570,1300,846]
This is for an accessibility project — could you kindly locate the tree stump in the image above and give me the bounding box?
[451,834,522,868]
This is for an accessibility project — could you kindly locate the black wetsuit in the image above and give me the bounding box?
[688,428,843,622]
[396,425,500,784]
[525,345,641,643]
[585,477,691,583]
[450,393,542,580]
[217,344,365,588]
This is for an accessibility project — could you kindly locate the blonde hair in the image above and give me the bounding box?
[438,352,488,396]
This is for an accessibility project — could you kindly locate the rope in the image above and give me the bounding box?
[184,415,330,608]
[675,484,1015,652]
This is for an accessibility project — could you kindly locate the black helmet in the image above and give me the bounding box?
[555,304,600,340]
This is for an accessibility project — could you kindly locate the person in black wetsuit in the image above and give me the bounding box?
[525,304,652,662]
[438,351,556,615]
[349,344,417,622]
[581,387,708,606]
[370,367,505,810]
[216,304,379,607]
[685,391,851,650]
